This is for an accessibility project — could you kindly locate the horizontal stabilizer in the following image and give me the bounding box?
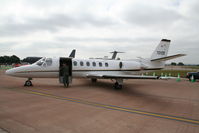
[151,54,186,62]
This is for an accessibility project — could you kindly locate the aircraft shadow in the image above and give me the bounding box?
[73,79,173,107]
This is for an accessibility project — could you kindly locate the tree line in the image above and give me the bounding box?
[0,55,20,65]
[171,62,184,66]
[0,55,42,65]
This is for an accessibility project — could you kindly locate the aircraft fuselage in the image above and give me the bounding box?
[5,57,163,78]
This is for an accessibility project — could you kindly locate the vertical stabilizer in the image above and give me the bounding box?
[150,39,170,60]
[69,49,76,58]
[110,51,124,60]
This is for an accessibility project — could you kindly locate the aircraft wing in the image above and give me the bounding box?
[87,74,158,79]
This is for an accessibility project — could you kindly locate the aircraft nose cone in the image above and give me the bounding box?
[5,69,14,76]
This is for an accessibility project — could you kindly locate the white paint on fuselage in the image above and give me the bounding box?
[73,58,141,78]
[5,57,164,78]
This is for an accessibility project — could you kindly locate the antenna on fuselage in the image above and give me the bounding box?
[110,51,124,60]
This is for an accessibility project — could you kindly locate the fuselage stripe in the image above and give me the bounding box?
[15,68,162,73]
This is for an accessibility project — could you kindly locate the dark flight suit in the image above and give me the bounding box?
[62,65,69,87]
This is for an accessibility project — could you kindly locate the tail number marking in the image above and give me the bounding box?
[157,51,165,55]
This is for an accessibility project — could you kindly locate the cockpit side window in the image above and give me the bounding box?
[46,58,52,66]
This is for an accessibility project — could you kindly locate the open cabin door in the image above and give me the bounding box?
[59,57,72,84]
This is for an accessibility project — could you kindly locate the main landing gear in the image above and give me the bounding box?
[91,78,97,83]
[24,78,33,87]
[113,79,123,90]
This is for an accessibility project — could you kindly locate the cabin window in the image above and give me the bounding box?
[92,62,96,67]
[86,62,90,66]
[80,61,84,66]
[99,62,102,67]
[105,62,108,67]
[73,61,77,66]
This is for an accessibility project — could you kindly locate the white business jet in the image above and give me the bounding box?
[6,39,185,89]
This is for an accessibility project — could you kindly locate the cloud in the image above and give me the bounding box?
[0,0,199,64]
[0,13,114,36]
[123,1,182,28]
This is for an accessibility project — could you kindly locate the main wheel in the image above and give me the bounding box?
[114,82,122,90]
[118,84,123,89]
[91,78,97,83]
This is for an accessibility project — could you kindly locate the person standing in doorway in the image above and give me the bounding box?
[62,63,69,87]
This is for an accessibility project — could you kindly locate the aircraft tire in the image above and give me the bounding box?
[91,78,97,83]
[118,85,123,90]
[24,80,33,87]
[114,82,122,90]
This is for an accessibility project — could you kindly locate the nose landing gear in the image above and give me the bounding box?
[24,78,33,86]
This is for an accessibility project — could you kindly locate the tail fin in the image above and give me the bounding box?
[110,51,124,60]
[69,49,76,58]
[150,39,170,60]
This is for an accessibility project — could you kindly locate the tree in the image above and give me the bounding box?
[3,56,11,64]
[178,62,184,66]
[0,55,20,65]
[0,56,5,64]
[171,62,177,66]
[10,55,20,64]
[22,57,42,64]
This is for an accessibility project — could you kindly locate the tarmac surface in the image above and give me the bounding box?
[0,70,199,133]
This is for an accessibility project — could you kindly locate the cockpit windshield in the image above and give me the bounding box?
[36,57,45,66]
[35,57,52,67]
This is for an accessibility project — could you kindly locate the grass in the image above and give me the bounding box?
[148,70,197,78]
[183,66,199,69]
[0,66,13,70]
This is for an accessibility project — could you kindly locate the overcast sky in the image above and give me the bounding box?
[0,0,198,64]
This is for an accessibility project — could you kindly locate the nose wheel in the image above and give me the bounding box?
[24,78,33,86]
